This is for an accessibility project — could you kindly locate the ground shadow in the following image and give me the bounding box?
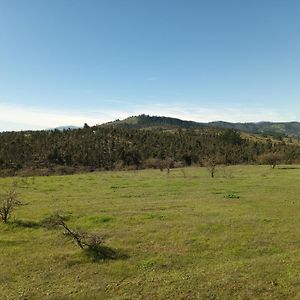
[83,245,129,262]
[11,219,41,228]
[0,239,29,246]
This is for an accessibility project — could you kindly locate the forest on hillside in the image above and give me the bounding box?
[105,114,300,138]
[0,125,299,176]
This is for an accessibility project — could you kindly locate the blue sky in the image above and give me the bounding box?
[1,0,300,130]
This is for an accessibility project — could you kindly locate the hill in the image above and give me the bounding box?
[0,115,299,176]
[210,121,300,138]
[104,115,300,137]
[52,125,80,131]
[54,125,80,131]
[1,122,300,176]
[103,114,205,129]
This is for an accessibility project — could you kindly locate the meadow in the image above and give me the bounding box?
[0,165,300,299]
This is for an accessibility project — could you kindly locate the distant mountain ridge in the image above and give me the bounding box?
[104,114,300,137]
[53,125,80,131]
[209,121,300,137]
[104,115,204,129]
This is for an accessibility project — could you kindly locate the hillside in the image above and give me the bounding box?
[210,121,300,138]
[104,115,300,137]
[103,114,205,129]
[1,122,300,176]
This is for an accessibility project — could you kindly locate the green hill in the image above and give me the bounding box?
[104,115,300,137]
[103,114,205,129]
[210,121,300,137]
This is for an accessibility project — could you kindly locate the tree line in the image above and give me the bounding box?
[0,125,299,176]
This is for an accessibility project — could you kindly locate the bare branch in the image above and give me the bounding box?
[0,188,22,223]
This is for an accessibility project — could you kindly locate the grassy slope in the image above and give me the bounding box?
[1,166,300,299]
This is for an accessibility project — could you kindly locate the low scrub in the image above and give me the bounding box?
[45,213,114,261]
[0,187,22,223]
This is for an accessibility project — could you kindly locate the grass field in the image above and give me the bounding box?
[1,165,300,299]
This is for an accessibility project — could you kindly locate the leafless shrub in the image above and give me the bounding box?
[163,158,174,174]
[202,154,226,178]
[259,152,283,169]
[203,156,218,178]
[46,213,109,258]
[45,213,123,260]
[0,188,22,223]
[181,168,187,178]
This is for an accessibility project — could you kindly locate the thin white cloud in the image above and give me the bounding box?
[131,103,296,123]
[0,102,107,130]
[0,101,296,131]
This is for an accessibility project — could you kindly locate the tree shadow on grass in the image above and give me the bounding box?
[278,167,300,170]
[11,219,41,228]
[83,245,129,262]
[0,239,28,246]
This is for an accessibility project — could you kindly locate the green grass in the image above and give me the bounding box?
[1,165,300,299]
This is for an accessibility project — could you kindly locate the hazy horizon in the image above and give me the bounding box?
[1,112,299,133]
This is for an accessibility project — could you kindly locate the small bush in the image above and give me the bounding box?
[224,193,240,199]
[46,213,112,260]
[0,188,22,223]
[259,152,283,169]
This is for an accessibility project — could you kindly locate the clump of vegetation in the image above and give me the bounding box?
[0,121,299,176]
[224,193,240,199]
[0,187,22,223]
[45,213,104,249]
[259,152,283,169]
[203,154,224,178]
[45,213,115,260]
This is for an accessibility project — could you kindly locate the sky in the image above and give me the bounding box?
[1,0,300,130]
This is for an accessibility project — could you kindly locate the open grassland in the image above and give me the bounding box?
[0,166,300,299]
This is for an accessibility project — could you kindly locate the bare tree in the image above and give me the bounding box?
[259,152,283,169]
[0,188,22,223]
[46,213,105,250]
[203,154,223,178]
[165,158,174,174]
[181,168,187,178]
